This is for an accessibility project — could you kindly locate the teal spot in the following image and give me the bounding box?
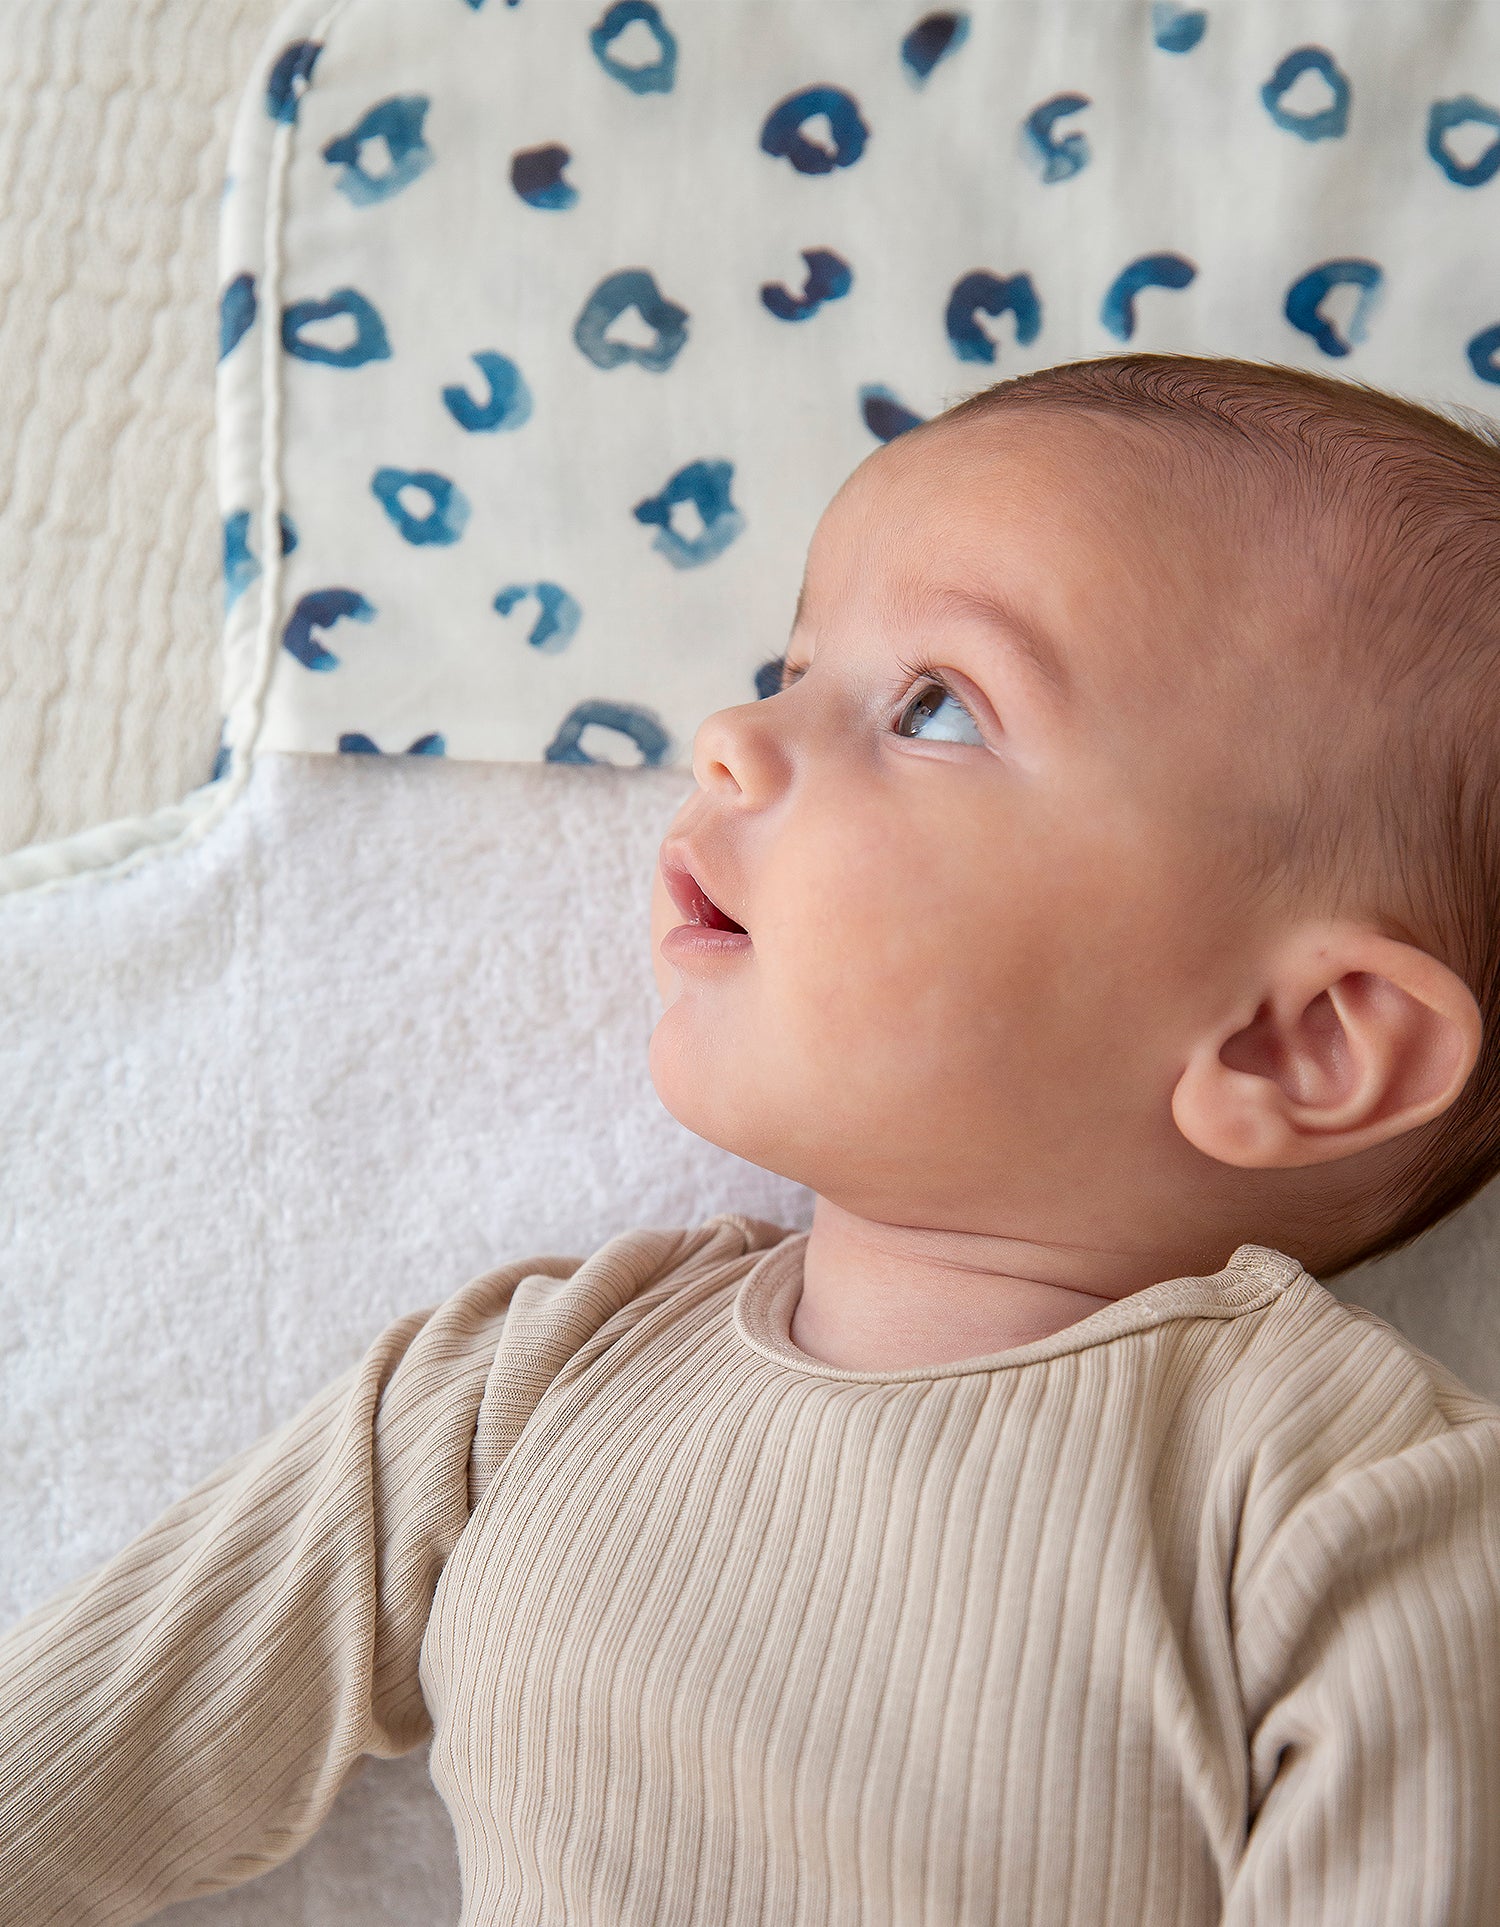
[218,273,256,360]
[1100,252,1196,340]
[761,249,852,321]
[1428,96,1500,187]
[323,96,433,205]
[1285,258,1382,356]
[589,1,677,94]
[1261,46,1349,141]
[945,270,1042,363]
[761,86,869,174]
[1021,94,1090,182]
[283,589,375,671]
[545,699,671,765]
[1151,4,1206,52]
[633,459,744,568]
[282,289,391,367]
[574,268,689,371]
[859,384,925,441]
[493,581,581,652]
[371,467,470,545]
[900,14,970,86]
[266,41,321,123]
[443,351,532,431]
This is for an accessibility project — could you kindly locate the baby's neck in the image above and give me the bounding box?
[789,1198,1146,1370]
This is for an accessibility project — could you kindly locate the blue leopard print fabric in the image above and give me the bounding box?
[211,0,1500,777]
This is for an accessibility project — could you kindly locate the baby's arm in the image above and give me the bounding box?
[0,1260,527,1927]
[1223,1394,1500,1923]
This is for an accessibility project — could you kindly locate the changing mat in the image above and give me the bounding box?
[3,5,1500,1925]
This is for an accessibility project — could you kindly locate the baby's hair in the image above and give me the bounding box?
[930,354,1500,1280]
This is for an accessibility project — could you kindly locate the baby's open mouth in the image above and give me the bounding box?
[660,848,749,935]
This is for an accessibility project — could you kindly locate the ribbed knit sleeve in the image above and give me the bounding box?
[1225,1353,1500,1923]
[0,1256,547,1927]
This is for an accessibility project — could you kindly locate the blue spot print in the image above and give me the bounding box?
[755,657,785,699]
[900,14,970,85]
[222,509,297,609]
[589,1,677,94]
[1021,93,1090,182]
[210,735,231,783]
[574,268,689,371]
[371,468,470,545]
[493,582,582,653]
[282,589,375,671]
[1285,259,1382,357]
[761,249,853,321]
[1261,46,1350,141]
[443,351,533,431]
[545,699,671,766]
[323,97,433,205]
[266,41,321,122]
[1151,3,1206,53]
[633,459,745,569]
[511,143,578,208]
[1427,96,1500,186]
[218,272,256,361]
[282,289,391,367]
[337,731,447,754]
[760,86,869,174]
[1466,324,1500,383]
[1100,252,1197,340]
[945,271,1042,364]
[859,384,925,441]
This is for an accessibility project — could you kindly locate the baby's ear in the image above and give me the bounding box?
[1170,922,1482,1169]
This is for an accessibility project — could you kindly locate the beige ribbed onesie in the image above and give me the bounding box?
[2,1213,1499,1925]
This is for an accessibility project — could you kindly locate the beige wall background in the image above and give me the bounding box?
[0,0,286,858]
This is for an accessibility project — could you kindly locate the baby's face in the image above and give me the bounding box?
[649,411,1282,1233]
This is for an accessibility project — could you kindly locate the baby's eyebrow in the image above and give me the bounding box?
[914,581,1071,704]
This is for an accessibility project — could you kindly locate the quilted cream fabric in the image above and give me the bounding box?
[0,0,286,858]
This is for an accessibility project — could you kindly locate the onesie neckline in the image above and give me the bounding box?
[731,1233,1308,1384]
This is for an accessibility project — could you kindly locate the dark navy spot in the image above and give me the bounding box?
[209,724,231,783]
[493,581,582,652]
[443,351,533,431]
[371,467,470,545]
[755,656,786,700]
[337,731,447,754]
[218,272,256,361]
[1261,46,1350,141]
[544,698,671,765]
[1466,323,1500,383]
[1021,94,1090,182]
[282,288,392,367]
[282,589,376,671]
[589,1,677,95]
[1100,252,1197,340]
[900,14,970,85]
[1151,3,1206,53]
[323,96,434,205]
[760,86,869,174]
[945,271,1042,364]
[761,249,853,321]
[574,268,689,371]
[1427,96,1500,187]
[511,143,578,209]
[859,383,926,441]
[266,41,321,123]
[222,509,297,609]
[633,459,744,569]
[1285,258,1382,356]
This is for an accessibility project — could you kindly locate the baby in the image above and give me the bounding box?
[3,352,1500,1925]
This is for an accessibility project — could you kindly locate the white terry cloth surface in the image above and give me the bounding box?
[0,748,813,1927]
[2,749,1498,1927]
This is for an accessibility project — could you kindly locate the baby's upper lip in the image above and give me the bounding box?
[659,840,748,934]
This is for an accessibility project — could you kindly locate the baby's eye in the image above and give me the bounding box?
[895,678,985,744]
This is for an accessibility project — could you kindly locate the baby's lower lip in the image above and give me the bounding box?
[660,922,753,962]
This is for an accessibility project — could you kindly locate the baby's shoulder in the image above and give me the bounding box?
[1194,1266,1500,1540]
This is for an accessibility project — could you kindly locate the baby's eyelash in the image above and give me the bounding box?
[777,649,952,703]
